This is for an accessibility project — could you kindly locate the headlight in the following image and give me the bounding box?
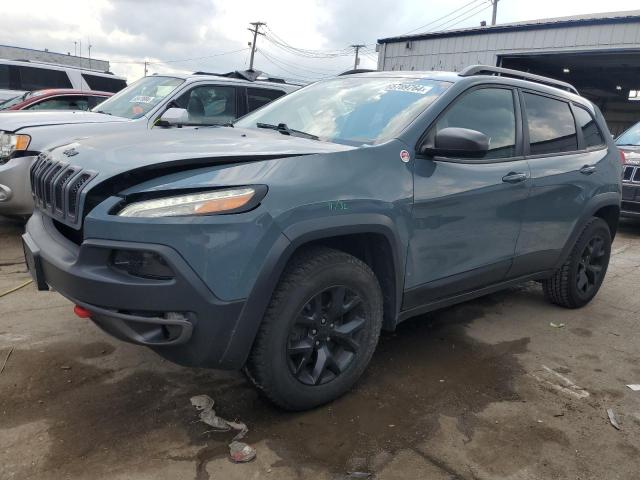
[117,187,257,218]
[0,132,31,161]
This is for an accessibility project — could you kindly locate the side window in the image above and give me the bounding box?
[523,93,577,155]
[17,66,72,90]
[81,74,127,93]
[574,106,605,148]
[88,96,108,109]
[247,88,285,112]
[430,87,517,159]
[175,85,237,124]
[26,96,90,111]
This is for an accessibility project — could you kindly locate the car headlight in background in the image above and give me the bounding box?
[117,187,258,218]
[0,132,31,162]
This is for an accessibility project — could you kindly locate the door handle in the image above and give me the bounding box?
[580,165,596,175]
[502,172,527,183]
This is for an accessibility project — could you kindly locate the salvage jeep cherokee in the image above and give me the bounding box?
[23,66,621,410]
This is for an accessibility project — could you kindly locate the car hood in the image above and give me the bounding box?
[48,126,357,182]
[0,110,128,132]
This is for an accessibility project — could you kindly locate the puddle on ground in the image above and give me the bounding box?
[1,297,530,479]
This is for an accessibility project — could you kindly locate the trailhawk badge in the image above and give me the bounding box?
[400,150,411,163]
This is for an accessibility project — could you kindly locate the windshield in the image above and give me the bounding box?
[235,76,451,146]
[0,92,29,110]
[92,75,184,119]
[616,122,640,146]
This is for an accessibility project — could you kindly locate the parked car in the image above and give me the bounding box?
[0,71,300,216]
[23,66,621,410]
[0,89,112,112]
[615,121,640,217]
[0,58,126,102]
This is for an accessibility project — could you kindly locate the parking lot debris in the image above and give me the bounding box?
[0,279,32,298]
[346,472,372,479]
[626,384,640,391]
[549,322,565,328]
[190,395,248,439]
[0,346,14,375]
[229,441,257,463]
[607,408,621,430]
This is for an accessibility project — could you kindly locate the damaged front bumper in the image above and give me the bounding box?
[23,210,245,368]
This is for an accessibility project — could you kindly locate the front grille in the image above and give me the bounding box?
[622,165,640,183]
[622,201,640,213]
[30,153,96,228]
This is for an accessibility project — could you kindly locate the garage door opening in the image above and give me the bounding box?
[500,51,640,136]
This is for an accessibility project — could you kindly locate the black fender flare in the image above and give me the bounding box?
[218,213,406,368]
[553,192,620,270]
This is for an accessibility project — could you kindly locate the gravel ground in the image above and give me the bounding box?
[1,216,639,480]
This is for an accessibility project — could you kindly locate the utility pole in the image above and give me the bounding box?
[74,41,77,56]
[351,44,365,69]
[491,0,499,26]
[248,21,266,71]
[144,61,148,77]
[88,42,92,69]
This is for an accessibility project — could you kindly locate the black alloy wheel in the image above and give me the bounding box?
[287,286,366,386]
[576,235,606,296]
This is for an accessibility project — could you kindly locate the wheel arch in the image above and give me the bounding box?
[554,193,620,270]
[218,214,406,368]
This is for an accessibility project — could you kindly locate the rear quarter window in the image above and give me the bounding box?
[81,74,127,93]
[247,88,286,112]
[574,106,605,148]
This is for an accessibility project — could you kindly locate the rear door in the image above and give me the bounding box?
[406,85,530,306]
[510,91,609,276]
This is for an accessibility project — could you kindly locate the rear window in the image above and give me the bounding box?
[247,88,285,112]
[574,106,605,148]
[524,93,577,155]
[82,74,127,93]
[17,66,72,90]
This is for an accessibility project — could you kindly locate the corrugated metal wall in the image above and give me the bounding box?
[379,21,640,71]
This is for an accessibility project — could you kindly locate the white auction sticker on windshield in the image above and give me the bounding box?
[129,95,155,104]
[385,83,433,95]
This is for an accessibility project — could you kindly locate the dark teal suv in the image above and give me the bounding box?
[23,66,621,410]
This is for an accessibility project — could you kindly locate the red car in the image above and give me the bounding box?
[0,89,113,112]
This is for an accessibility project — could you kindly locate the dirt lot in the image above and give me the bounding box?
[1,217,640,480]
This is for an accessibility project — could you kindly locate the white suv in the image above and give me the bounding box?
[0,71,301,216]
[0,58,127,102]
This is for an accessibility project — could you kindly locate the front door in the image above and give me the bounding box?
[405,86,530,307]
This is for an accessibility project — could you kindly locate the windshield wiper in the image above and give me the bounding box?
[95,110,112,116]
[256,122,319,140]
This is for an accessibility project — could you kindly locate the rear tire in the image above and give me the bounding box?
[246,246,383,411]
[542,217,611,308]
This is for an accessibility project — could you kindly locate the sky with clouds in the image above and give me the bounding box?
[0,0,638,82]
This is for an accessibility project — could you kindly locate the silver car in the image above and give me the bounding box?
[0,72,300,216]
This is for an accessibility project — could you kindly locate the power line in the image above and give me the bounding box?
[258,47,348,75]
[434,2,493,31]
[425,0,492,33]
[256,50,320,82]
[401,0,485,35]
[109,47,249,66]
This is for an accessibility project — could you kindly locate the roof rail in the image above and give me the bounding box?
[459,65,579,95]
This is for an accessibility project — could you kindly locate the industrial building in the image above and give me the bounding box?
[377,10,640,135]
[0,44,110,73]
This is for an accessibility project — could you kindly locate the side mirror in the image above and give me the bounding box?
[158,107,189,127]
[421,127,489,159]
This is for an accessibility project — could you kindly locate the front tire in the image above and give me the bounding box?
[246,247,383,411]
[542,217,611,308]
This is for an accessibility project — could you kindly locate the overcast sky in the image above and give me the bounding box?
[1,0,638,82]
